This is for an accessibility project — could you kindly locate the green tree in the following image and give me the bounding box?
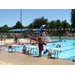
[0,27,2,32]
[62,20,70,28]
[46,23,50,28]
[24,26,29,29]
[71,9,75,28]
[55,19,61,29]
[32,17,49,28]
[14,21,23,29]
[8,27,13,31]
[2,25,8,32]
[49,20,56,29]
[29,23,34,28]
[59,22,63,29]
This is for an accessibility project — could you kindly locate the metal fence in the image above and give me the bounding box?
[0,32,75,39]
[0,32,39,39]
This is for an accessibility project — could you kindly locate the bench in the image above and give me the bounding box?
[50,48,61,58]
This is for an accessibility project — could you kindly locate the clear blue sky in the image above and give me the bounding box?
[0,9,71,27]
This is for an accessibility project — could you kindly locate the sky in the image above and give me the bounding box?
[0,9,71,27]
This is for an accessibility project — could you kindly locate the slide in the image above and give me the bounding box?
[40,25,51,42]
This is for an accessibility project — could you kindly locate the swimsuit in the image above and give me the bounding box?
[38,43,43,51]
[15,37,17,41]
[23,48,27,54]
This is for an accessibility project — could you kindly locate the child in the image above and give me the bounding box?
[14,33,18,44]
[47,52,52,58]
[22,45,29,54]
[27,34,32,44]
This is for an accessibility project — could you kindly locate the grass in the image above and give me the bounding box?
[50,36,75,39]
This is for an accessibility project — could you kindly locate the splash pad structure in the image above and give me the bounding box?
[42,32,51,42]
[40,25,51,42]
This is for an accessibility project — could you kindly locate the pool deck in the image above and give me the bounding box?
[0,38,75,65]
[0,51,75,65]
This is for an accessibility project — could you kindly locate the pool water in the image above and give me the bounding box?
[2,39,75,60]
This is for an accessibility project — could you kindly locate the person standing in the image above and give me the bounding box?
[38,34,46,57]
[45,30,50,36]
[38,37,43,57]
[27,34,32,44]
[1,33,3,41]
[14,33,18,44]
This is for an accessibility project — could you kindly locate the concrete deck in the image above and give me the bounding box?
[0,51,75,65]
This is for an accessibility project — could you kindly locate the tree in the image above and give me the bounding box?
[2,24,8,32]
[32,17,49,28]
[62,20,70,28]
[49,20,56,29]
[46,23,50,28]
[55,19,61,29]
[14,21,23,29]
[71,9,75,28]
[59,22,63,29]
[0,27,2,33]
[28,23,34,28]
[24,26,29,28]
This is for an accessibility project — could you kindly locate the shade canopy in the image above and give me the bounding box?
[8,29,34,32]
[33,29,40,34]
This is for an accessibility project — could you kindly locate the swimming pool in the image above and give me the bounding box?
[2,38,75,60]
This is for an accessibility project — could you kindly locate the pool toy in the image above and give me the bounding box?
[40,41,46,45]
[43,51,47,54]
[46,49,49,52]
[43,49,49,54]
[31,37,38,41]
[73,59,75,62]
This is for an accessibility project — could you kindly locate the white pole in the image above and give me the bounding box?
[20,9,22,38]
